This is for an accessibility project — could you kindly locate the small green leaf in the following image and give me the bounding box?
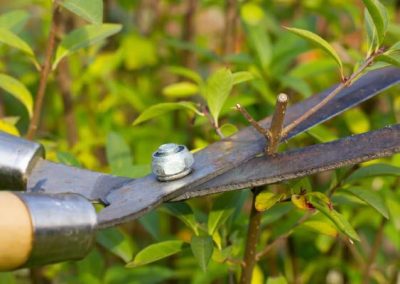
[300,220,338,237]
[232,71,254,85]
[60,0,103,24]
[0,73,32,117]
[133,102,202,126]
[204,68,233,126]
[346,164,400,183]
[343,108,370,134]
[0,10,30,32]
[163,203,199,235]
[208,192,243,235]
[97,228,136,263]
[284,27,344,79]
[345,187,389,219]
[365,9,378,53]
[0,28,35,57]
[309,195,360,241]
[53,24,122,69]
[306,125,338,143]
[57,152,81,167]
[0,119,20,136]
[167,66,203,84]
[219,123,238,137]
[362,0,388,46]
[127,240,186,267]
[162,82,199,98]
[375,54,400,68]
[106,132,133,175]
[190,236,214,271]
[255,191,284,212]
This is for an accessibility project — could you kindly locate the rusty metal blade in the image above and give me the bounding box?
[174,124,400,201]
[96,67,400,228]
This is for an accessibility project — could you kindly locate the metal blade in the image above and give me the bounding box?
[174,124,400,201]
[97,67,400,228]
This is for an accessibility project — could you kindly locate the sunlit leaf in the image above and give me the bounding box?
[343,108,370,134]
[300,220,338,237]
[284,27,344,79]
[246,24,272,71]
[167,66,203,84]
[219,123,238,137]
[60,0,103,24]
[132,102,203,126]
[57,152,81,167]
[0,73,32,117]
[255,191,284,212]
[306,125,338,143]
[53,24,122,69]
[162,82,199,98]
[97,227,136,262]
[232,71,254,85]
[266,275,288,284]
[127,240,187,267]
[0,28,35,57]
[0,10,29,32]
[345,187,389,219]
[190,236,213,271]
[346,164,400,183]
[0,119,19,136]
[291,194,311,211]
[365,9,378,53]
[362,0,388,46]
[163,203,199,235]
[309,195,360,241]
[204,68,233,126]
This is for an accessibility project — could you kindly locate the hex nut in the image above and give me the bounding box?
[151,143,194,181]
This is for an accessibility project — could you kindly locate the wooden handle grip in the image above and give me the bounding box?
[0,192,33,271]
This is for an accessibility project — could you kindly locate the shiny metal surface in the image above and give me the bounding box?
[0,132,44,190]
[17,193,97,266]
[152,143,194,181]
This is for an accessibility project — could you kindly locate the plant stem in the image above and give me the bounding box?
[236,104,270,141]
[240,95,289,284]
[223,0,238,54]
[26,5,60,140]
[282,54,379,138]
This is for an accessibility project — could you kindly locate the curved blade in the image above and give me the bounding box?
[96,67,400,228]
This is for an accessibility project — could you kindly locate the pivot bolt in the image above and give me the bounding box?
[151,143,194,181]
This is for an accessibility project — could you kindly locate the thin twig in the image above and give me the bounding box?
[282,53,381,138]
[236,104,270,141]
[267,93,288,155]
[26,5,60,139]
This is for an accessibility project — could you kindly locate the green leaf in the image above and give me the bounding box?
[375,54,400,68]
[57,152,81,167]
[0,119,20,136]
[132,102,203,126]
[284,27,344,79]
[0,73,32,117]
[309,195,360,241]
[255,191,284,212]
[162,82,199,98]
[246,24,272,71]
[0,10,29,33]
[163,203,199,235]
[345,187,389,219]
[365,9,378,53]
[232,71,254,85]
[343,108,370,134]
[106,132,133,175]
[300,220,338,237]
[0,28,35,57]
[204,68,233,126]
[346,164,400,183]
[208,191,243,235]
[190,236,214,271]
[362,0,388,46]
[127,240,186,267]
[219,123,238,137]
[167,66,203,84]
[306,125,338,143]
[266,275,288,284]
[97,228,136,263]
[60,0,103,24]
[53,24,122,69]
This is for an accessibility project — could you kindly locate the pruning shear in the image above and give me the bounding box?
[0,67,399,271]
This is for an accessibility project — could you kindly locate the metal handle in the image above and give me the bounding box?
[0,132,44,190]
[0,192,97,271]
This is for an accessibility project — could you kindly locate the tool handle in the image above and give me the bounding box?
[0,132,44,190]
[0,192,97,271]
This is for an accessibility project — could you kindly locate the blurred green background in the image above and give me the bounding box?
[0,0,399,283]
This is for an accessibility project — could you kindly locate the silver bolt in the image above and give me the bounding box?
[151,143,194,181]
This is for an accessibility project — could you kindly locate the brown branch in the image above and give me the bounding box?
[26,5,61,140]
[267,94,288,155]
[236,104,270,141]
[182,0,197,68]
[223,0,238,54]
[282,53,380,138]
